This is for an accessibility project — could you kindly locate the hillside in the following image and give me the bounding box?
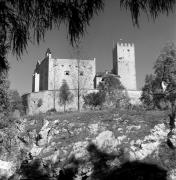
[0,109,176,180]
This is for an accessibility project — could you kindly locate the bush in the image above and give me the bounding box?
[83,91,105,109]
[9,89,25,115]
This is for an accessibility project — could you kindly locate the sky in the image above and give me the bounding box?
[8,1,176,95]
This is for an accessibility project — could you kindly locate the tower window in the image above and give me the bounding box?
[127,49,130,52]
[80,71,84,76]
[64,71,70,75]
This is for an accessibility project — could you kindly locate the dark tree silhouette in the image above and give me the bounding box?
[0,0,104,71]
[1,0,176,71]
[120,0,176,26]
[12,143,167,180]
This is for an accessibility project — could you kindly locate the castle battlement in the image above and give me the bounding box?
[117,43,134,47]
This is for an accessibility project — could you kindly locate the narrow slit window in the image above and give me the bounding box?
[64,71,70,75]
[80,71,84,76]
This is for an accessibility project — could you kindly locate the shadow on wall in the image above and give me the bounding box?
[8,143,167,180]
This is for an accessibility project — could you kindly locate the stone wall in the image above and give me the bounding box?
[48,58,96,91]
[23,89,97,115]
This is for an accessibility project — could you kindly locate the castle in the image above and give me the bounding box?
[32,48,96,92]
[23,42,140,115]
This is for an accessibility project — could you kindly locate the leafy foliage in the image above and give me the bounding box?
[98,74,125,94]
[0,0,104,71]
[59,80,73,111]
[1,0,176,72]
[141,43,176,133]
[98,74,129,108]
[83,91,105,109]
[0,71,10,116]
[140,74,157,110]
[120,0,176,26]
[9,89,24,114]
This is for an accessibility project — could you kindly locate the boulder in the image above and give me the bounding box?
[0,160,15,178]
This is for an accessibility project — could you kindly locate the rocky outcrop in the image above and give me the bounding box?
[1,111,175,179]
[0,160,15,178]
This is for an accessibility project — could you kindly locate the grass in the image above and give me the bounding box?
[25,108,167,146]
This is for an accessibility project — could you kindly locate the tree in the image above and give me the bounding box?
[98,74,125,94]
[98,74,129,108]
[83,91,105,109]
[120,0,176,26]
[9,89,24,114]
[1,0,176,72]
[0,0,104,71]
[59,80,73,112]
[141,43,176,148]
[153,43,176,129]
[0,71,10,116]
[140,74,157,110]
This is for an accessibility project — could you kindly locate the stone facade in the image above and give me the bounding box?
[26,49,97,114]
[32,49,96,92]
[24,43,141,115]
[113,43,137,90]
[23,89,98,115]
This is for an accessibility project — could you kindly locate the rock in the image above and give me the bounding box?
[167,129,176,148]
[127,123,168,161]
[93,131,119,153]
[126,125,141,132]
[0,160,15,178]
[88,123,99,135]
[37,119,60,146]
[30,144,43,157]
[71,141,89,159]
[168,169,176,180]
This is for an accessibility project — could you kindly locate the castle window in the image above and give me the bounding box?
[64,71,70,75]
[61,65,64,67]
[127,49,130,52]
[80,71,84,76]
[69,65,71,67]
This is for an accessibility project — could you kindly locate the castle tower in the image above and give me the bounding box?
[32,60,40,92]
[112,42,137,90]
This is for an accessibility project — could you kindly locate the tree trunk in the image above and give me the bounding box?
[169,102,176,131]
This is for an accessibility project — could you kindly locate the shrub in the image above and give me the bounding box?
[9,89,25,115]
[83,91,105,109]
